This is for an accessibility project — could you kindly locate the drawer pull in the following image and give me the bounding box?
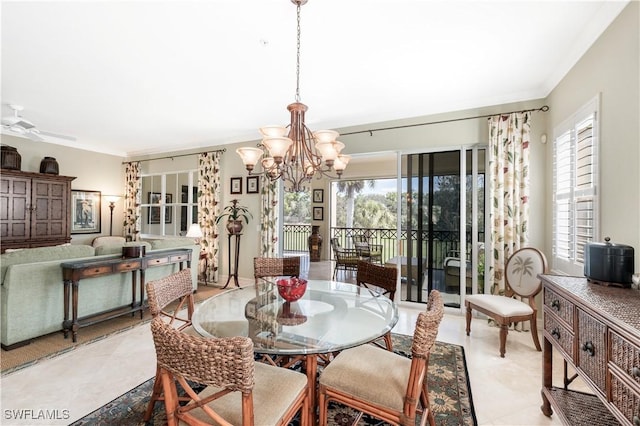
[633,415,639,426]
[551,299,560,311]
[551,328,561,340]
[581,341,595,357]
[632,366,640,378]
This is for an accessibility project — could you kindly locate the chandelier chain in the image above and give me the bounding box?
[295,2,301,103]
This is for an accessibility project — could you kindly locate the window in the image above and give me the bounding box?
[140,170,198,237]
[552,96,599,275]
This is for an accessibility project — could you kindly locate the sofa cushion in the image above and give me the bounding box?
[1,245,95,284]
[94,241,152,256]
[148,238,198,251]
[92,236,127,248]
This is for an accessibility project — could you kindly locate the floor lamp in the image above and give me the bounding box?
[104,195,121,236]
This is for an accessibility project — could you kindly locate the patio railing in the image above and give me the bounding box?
[282,224,483,269]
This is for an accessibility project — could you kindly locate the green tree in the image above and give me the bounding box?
[336,180,375,228]
[283,190,311,223]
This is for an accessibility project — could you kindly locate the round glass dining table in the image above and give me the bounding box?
[192,279,398,424]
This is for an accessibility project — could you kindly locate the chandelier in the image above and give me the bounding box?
[236,0,350,193]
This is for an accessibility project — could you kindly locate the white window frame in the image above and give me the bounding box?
[552,95,600,275]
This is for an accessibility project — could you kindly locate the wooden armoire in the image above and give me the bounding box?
[0,169,76,253]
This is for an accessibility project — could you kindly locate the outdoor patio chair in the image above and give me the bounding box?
[352,235,383,264]
[149,317,309,426]
[330,238,359,279]
[465,247,547,357]
[318,290,444,426]
[144,268,196,422]
[356,260,398,351]
[253,256,300,286]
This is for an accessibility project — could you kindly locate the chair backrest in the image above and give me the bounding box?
[504,247,547,298]
[146,268,194,330]
[253,257,300,284]
[356,260,397,300]
[330,237,341,252]
[150,317,256,424]
[404,290,444,419]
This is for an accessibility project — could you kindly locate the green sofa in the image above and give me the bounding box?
[1,239,199,349]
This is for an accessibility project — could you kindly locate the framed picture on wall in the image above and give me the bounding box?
[148,192,172,224]
[231,177,243,194]
[71,190,101,234]
[313,206,324,221]
[246,176,259,194]
[313,189,324,203]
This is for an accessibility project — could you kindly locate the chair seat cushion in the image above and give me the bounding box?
[466,294,533,317]
[183,362,307,425]
[320,343,410,411]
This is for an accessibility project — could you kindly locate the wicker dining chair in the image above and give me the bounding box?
[149,317,310,426]
[318,290,444,426]
[143,268,196,422]
[356,260,398,351]
[253,256,300,286]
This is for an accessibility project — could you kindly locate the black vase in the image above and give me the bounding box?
[1,145,21,170]
[40,157,59,174]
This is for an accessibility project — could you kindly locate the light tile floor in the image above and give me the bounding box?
[0,261,588,425]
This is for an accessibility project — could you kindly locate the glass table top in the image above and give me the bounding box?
[192,279,398,355]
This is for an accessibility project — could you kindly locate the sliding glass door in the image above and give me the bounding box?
[400,147,486,309]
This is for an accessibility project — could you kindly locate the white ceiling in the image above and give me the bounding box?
[1,0,630,157]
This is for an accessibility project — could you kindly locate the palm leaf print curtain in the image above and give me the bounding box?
[198,152,222,282]
[123,161,141,241]
[488,112,531,295]
[260,177,279,257]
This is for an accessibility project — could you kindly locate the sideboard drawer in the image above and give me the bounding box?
[577,308,607,393]
[169,253,190,263]
[75,265,113,278]
[115,260,142,272]
[544,288,574,327]
[610,372,640,425]
[544,313,574,361]
[610,331,640,388]
[146,257,169,266]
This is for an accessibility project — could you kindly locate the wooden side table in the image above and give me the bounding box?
[223,233,241,289]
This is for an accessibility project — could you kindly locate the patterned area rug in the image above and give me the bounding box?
[72,334,476,426]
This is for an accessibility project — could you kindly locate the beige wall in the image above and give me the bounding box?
[545,1,639,271]
[1,134,125,246]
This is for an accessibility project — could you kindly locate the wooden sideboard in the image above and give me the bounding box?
[0,169,76,253]
[540,274,640,425]
[61,248,192,342]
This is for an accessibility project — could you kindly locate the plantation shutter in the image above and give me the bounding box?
[552,96,599,275]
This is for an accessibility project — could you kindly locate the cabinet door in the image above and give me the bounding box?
[577,308,607,393]
[0,175,31,241]
[31,178,69,240]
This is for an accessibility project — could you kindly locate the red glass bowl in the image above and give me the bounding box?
[276,278,307,302]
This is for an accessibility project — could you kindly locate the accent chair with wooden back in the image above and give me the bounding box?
[149,317,309,426]
[318,290,444,426]
[465,247,548,358]
[253,256,300,286]
[330,238,359,279]
[144,268,196,422]
[356,260,398,351]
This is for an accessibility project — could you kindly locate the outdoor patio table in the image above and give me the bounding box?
[192,279,398,425]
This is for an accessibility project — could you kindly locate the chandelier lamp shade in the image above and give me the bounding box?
[236,0,350,193]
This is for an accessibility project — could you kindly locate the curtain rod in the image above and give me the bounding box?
[122,148,226,164]
[340,105,550,137]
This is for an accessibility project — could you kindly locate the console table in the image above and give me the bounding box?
[61,248,192,342]
[540,274,640,425]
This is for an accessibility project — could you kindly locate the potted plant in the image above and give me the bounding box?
[216,199,253,234]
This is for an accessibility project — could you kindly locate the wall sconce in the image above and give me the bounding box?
[186,223,203,245]
[104,195,121,236]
